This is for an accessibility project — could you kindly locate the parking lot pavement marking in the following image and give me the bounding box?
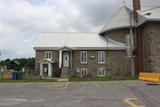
[65,82,69,89]
[92,82,102,88]
[123,98,145,107]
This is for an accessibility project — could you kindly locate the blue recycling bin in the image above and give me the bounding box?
[12,72,17,80]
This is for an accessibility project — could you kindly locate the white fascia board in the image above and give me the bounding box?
[99,24,137,34]
[34,47,60,50]
[34,47,126,51]
[99,26,130,34]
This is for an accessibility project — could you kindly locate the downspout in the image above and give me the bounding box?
[106,37,109,72]
[70,50,73,69]
[129,11,135,77]
[59,50,62,68]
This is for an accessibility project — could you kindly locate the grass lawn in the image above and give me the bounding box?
[122,76,138,80]
[69,76,138,82]
[0,75,138,82]
[0,79,57,83]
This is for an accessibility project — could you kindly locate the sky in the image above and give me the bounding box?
[0,0,160,60]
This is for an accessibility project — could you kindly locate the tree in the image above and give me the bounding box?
[0,58,35,72]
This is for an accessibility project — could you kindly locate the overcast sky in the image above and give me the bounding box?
[0,0,160,60]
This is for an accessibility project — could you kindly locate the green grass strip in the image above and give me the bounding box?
[0,79,57,83]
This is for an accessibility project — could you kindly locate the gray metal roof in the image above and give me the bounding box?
[137,6,160,26]
[99,6,160,34]
[34,32,125,50]
[99,6,136,34]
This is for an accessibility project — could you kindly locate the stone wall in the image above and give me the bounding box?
[35,50,59,74]
[35,50,128,77]
[72,51,106,76]
[102,28,131,75]
[72,50,128,76]
[103,28,130,43]
[106,51,128,75]
[35,50,44,73]
[141,22,160,72]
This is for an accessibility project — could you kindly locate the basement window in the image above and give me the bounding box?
[80,68,88,77]
[97,68,106,76]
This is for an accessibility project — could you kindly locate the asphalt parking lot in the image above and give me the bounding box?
[0,80,159,107]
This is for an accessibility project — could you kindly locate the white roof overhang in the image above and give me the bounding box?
[99,6,136,34]
[99,6,160,34]
[34,33,126,51]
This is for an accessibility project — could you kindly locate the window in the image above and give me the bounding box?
[80,51,87,64]
[80,68,88,77]
[97,68,106,76]
[45,51,52,59]
[98,51,105,64]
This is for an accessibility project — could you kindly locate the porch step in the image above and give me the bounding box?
[60,67,69,79]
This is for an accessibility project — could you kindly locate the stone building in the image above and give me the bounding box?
[34,33,126,78]
[34,0,160,78]
[99,0,160,73]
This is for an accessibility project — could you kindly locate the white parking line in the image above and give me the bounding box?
[92,82,102,88]
[65,82,69,89]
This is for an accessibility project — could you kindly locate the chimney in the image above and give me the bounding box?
[133,0,141,22]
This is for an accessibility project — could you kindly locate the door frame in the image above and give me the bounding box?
[39,60,53,77]
[63,52,70,67]
[43,63,49,77]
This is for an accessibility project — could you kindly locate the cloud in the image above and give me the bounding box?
[0,0,159,59]
[0,0,60,59]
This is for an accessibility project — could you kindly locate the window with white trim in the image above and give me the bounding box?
[45,51,52,59]
[98,51,105,64]
[97,68,106,76]
[80,68,88,77]
[80,51,87,64]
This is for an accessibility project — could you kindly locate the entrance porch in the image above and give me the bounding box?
[39,59,54,77]
[59,48,73,78]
